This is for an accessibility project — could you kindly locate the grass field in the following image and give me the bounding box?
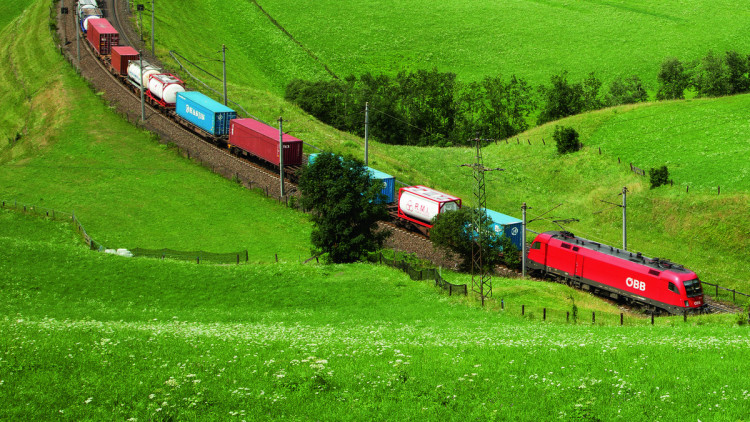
[0,0,312,261]
[142,0,750,92]
[2,210,748,420]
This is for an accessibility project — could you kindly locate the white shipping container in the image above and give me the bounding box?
[398,185,461,224]
[127,60,160,88]
[147,74,185,105]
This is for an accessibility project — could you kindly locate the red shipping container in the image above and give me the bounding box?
[111,46,139,75]
[86,18,119,55]
[229,118,303,166]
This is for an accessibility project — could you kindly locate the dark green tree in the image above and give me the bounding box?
[553,126,581,154]
[606,75,649,106]
[478,75,536,140]
[581,72,604,111]
[299,153,390,263]
[656,57,690,100]
[725,50,750,94]
[430,207,503,271]
[648,166,670,189]
[537,71,584,124]
[693,50,729,97]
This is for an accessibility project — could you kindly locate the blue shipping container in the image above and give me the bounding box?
[485,209,523,251]
[308,154,395,204]
[176,91,237,136]
[367,167,396,204]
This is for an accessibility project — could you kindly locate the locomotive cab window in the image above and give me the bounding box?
[683,278,703,297]
[531,242,541,250]
[668,282,679,294]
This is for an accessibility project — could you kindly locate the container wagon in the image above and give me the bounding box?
[397,185,461,228]
[111,46,139,76]
[485,209,523,250]
[229,118,303,166]
[86,18,119,55]
[175,91,236,137]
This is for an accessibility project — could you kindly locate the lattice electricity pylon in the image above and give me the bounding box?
[460,137,504,307]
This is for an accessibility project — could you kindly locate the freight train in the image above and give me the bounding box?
[80,12,704,315]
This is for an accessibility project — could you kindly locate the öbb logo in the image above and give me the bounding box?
[626,277,646,291]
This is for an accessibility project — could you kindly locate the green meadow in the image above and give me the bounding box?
[143,0,750,91]
[2,210,749,421]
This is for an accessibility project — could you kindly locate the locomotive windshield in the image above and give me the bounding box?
[683,278,703,297]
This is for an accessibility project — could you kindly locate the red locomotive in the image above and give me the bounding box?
[527,231,705,314]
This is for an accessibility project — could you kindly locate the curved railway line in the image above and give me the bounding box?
[57,1,739,315]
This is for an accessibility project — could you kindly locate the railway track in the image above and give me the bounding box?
[704,298,738,314]
[68,0,290,188]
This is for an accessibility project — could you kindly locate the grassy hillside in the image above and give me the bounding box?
[143,0,750,91]
[1,210,747,420]
[0,0,312,260]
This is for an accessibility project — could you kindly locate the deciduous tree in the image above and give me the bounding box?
[299,153,390,263]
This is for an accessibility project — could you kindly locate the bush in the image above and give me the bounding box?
[606,75,649,106]
[648,165,669,188]
[553,126,581,154]
[499,235,521,270]
[656,57,690,100]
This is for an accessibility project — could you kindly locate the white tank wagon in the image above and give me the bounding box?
[147,74,186,106]
[397,185,462,228]
[127,60,160,88]
[78,7,102,32]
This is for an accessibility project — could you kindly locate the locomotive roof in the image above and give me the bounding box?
[543,231,692,274]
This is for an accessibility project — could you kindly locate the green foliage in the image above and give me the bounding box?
[537,71,602,124]
[693,50,730,98]
[299,152,390,263]
[648,165,670,189]
[553,126,582,154]
[430,207,503,271]
[656,57,690,100]
[606,75,649,106]
[498,235,521,270]
[455,75,536,142]
[724,50,750,94]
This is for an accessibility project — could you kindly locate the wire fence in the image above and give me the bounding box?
[497,138,727,195]
[1,199,246,264]
[494,301,750,326]
[367,251,468,296]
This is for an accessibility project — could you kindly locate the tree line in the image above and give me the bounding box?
[285,50,750,147]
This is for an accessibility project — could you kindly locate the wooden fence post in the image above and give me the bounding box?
[275,253,278,262]
[501,299,504,310]
[651,314,655,325]
[620,313,623,326]
[196,256,200,264]
[683,311,687,322]
[522,305,525,315]
[543,308,546,321]
[592,311,595,324]
[567,311,570,322]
